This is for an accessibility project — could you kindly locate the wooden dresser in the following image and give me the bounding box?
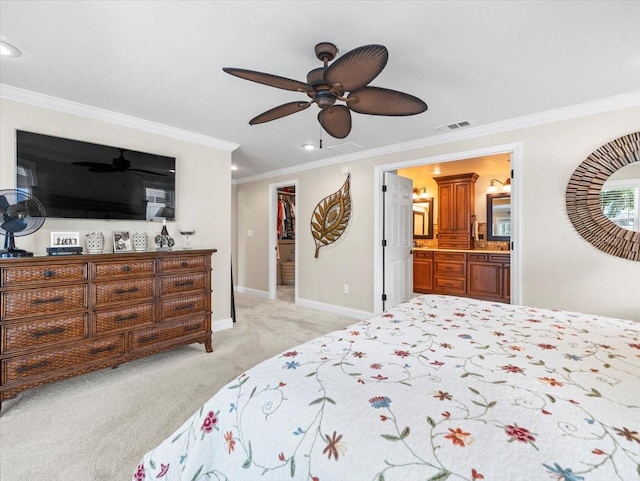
[0,248,216,412]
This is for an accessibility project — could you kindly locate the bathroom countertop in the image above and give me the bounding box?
[413,247,510,254]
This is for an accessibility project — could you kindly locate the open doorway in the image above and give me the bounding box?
[269,180,298,303]
[373,143,521,314]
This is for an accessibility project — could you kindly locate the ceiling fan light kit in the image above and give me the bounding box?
[223,42,428,139]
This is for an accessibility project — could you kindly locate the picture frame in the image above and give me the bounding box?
[112,231,132,252]
[50,231,80,247]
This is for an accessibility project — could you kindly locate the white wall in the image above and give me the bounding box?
[0,98,234,326]
[235,105,640,321]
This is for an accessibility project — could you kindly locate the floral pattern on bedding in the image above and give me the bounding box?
[134,295,640,481]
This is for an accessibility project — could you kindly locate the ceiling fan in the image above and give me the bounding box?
[223,42,428,139]
[73,149,167,176]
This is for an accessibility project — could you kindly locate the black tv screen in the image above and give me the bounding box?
[16,130,176,221]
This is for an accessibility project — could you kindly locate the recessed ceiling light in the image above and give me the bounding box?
[0,41,22,57]
[301,144,316,151]
[230,164,238,171]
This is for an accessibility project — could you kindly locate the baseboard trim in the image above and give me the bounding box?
[296,297,373,320]
[235,286,270,298]
[212,317,233,332]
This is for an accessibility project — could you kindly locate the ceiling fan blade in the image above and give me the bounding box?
[223,68,313,93]
[249,101,312,125]
[73,161,115,172]
[323,44,388,92]
[318,105,352,139]
[131,168,167,176]
[347,86,428,116]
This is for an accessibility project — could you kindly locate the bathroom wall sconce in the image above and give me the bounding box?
[413,187,430,199]
[487,178,511,194]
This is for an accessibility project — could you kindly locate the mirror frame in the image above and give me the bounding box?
[566,131,639,261]
[486,193,511,241]
[413,198,434,239]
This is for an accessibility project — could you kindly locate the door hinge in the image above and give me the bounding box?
[382,239,387,247]
[382,184,387,192]
[511,241,515,250]
[510,169,514,179]
[381,294,387,301]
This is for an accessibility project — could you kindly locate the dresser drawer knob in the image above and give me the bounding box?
[42,270,55,279]
[16,360,49,373]
[122,265,132,273]
[138,333,159,343]
[89,345,116,355]
[174,280,194,288]
[181,261,189,267]
[32,326,65,338]
[114,287,139,295]
[184,324,201,333]
[175,303,195,311]
[114,313,139,323]
[32,296,64,306]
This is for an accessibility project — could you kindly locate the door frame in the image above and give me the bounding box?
[269,179,299,300]
[373,142,522,314]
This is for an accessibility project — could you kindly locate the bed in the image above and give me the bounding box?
[134,295,640,481]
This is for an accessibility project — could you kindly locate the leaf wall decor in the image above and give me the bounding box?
[310,174,351,258]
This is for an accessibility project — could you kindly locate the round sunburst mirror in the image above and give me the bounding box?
[566,132,640,261]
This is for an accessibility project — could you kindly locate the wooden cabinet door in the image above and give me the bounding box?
[413,257,433,293]
[438,183,454,233]
[453,181,473,233]
[503,264,511,302]
[467,261,503,299]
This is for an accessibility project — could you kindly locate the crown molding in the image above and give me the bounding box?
[0,84,239,152]
[234,90,640,184]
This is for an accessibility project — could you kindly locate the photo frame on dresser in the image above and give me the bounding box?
[112,231,132,252]
[50,231,80,247]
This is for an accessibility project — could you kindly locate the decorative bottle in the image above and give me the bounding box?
[154,220,175,250]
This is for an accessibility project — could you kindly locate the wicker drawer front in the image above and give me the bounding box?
[2,335,124,382]
[1,285,87,320]
[130,316,207,350]
[1,263,87,287]
[93,278,155,306]
[160,294,207,320]
[158,256,207,273]
[160,272,207,296]
[2,314,88,353]
[94,303,155,334]
[92,259,155,280]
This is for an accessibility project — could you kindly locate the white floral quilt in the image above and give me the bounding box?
[134,295,640,481]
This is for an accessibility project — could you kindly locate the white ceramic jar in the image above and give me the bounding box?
[86,232,105,254]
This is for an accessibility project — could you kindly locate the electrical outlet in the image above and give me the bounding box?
[343,284,349,294]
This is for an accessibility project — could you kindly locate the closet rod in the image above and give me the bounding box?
[278,191,296,196]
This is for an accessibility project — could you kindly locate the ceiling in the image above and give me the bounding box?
[1,1,639,181]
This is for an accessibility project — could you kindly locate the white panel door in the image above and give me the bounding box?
[383,172,413,310]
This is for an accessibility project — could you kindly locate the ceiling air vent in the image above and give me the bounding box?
[433,120,474,133]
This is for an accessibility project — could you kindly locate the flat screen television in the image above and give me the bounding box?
[16,130,176,221]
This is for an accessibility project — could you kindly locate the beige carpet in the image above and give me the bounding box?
[0,289,356,481]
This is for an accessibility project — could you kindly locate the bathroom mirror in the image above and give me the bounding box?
[413,198,434,239]
[487,193,511,241]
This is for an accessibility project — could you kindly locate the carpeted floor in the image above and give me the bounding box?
[0,289,356,481]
